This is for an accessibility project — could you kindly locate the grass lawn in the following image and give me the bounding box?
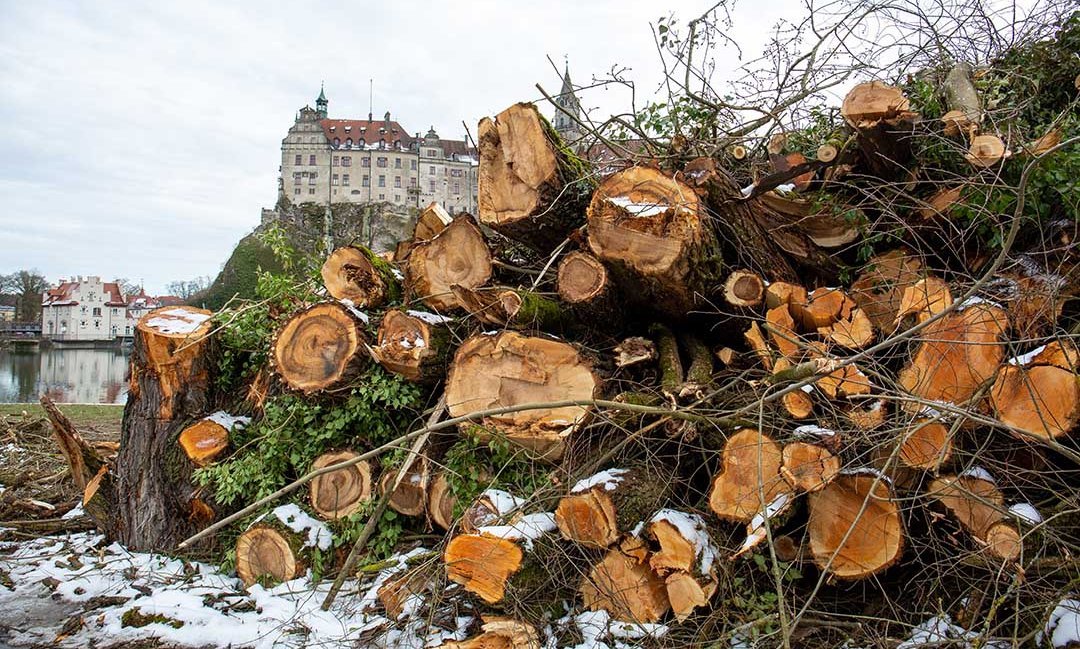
[0,403,124,436]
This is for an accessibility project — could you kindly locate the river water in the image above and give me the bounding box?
[0,346,130,404]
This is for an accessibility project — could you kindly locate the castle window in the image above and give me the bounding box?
[346,138,353,147]
[309,188,315,194]
[411,160,417,170]
[333,137,340,146]
[309,154,316,165]
[332,156,339,167]
[377,157,387,168]
[332,174,339,186]
[362,157,370,167]
[295,154,302,165]
[429,166,435,175]
[344,125,352,132]
[342,156,352,167]
[343,174,350,186]
[453,182,460,193]
[394,176,401,188]
[362,175,370,187]
[293,173,301,185]
[395,194,401,202]
[410,177,417,187]
[92,307,101,317]
[395,158,402,169]
[451,169,463,177]
[429,180,436,192]
[309,175,316,185]
[378,175,385,187]
[295,188,301,195]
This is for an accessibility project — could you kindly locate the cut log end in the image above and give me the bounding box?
[371,309,449,383]
[807,473,903,580]
[555,489,618,549]
[380,467,428,517]
[445,533,525,604]
[898,420,953,470]
[557,251,610,304]
[178,419,230,467]
[309,451,373,520]
[929,474,1020,561]
[991,363,1079,441]
[235,525,303,587]
[709,428,793,523]
[321,246,397,308]
[841,81,913,127]
[781,442,841,493]
[272,302,367,393]
[580,542,670,624]
[724,270,765,308]
[428,473,457,531]
[407,216,493,312]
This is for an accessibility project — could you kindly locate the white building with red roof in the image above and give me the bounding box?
[278,86,478,216]
[42,276,133,342]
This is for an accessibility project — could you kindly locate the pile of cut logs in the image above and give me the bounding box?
[61,80,1080,646]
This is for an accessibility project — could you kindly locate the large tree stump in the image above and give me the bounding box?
[321,245,401,308]
[478,102,594,252]
[407,215,493,312]
[112,306,215,550]
[586,165,722,318]
[841,81,919,179]
[445,332,599,462]
[272,302,369,394]
[370,309,453,383]
[807,471,904,580]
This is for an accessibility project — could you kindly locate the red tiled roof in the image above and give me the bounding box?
[320,119,415,150]
[43,282,77,306]
[103,282,125,306]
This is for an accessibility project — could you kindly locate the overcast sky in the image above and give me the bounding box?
[0,0,795,295]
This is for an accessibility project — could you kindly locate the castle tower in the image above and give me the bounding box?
[552,64,583,145]
[316,83,328,119]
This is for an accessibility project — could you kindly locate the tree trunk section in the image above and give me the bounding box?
[370,309,453,383]
[309,450,374,520]
[708,428,794,523]
[321,245,401,308]
[586,165,722,318]
[554,466,672,549]
[807,471,904,580]
[235,523,308,587]
[407,215,493,312]
[478,102,594,252]
[272,302,369,394]
[445,331,599,462]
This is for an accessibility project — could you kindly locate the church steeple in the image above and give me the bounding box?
[316,83,328,119]
[553,62,583,144]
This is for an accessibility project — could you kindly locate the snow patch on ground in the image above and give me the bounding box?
[0,532,454,648]
[567,608,668,649]
[572,469,629,494]
[898,614,1009,649]
[958,466,996,485]
[272,504,332,550]
[482,489,526,516]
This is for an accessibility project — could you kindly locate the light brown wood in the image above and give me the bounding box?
[708,428,794,523]
[744,321,775,371]
[919,187,964,220]
[321,246,399,308]
[272,302,368,394]
[1027,127,1062,156]
[841,81,913,127]
[438,618,540,649]
[765,281,809,311]
[445,332,599,462]
[379,460,428,517]
[478,102,591,252]
[991,359,1079,441]
[898,420,953,470]
[444,533,524,604]
[895,276,953,326]
[309,450,373,520]
[646,512,718,622]
[558,250,610,304]
[781,442,841,492]
[427,472,457,531]
[723,270,765,308]
[966,134,1008,167]
[414,201,453,241]
[820,307,874,350]
[407,215,493,312]
[586,166,721,318]
[767,132,787,155]
[850,250,924,332]
[928,474,1020,561]
[941,110,976,138]
[235,525,304,587]
[555,467,669,550]
[807,472,904,579]
[730,144,747,160]
[370,309,451,383]
[136,306,214,420]
[766,304,801,358]
[613,336,656,368]
[178,418,231,467]
[781,388,814,420]
[378,567,432,620]
[898,302,1008,407]
[816,143,839,162]
[793,287,848,330]
[580,539,671,623]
